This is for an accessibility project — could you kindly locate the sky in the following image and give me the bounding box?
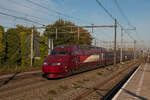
[0,0,150,48]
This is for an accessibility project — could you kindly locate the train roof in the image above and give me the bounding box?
[55,45,106,51]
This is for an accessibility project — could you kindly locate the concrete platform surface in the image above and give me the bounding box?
[112,63,150,100]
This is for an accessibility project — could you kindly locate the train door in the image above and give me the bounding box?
[72,51,80,73]
[72,49,85,73]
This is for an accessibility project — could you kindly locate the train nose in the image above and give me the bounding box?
[42,55,70,74]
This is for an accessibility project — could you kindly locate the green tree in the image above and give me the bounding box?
[44,19,93,47]
[5,25,41,67]
[6,28,21,66]
[20,32,27,67]
[40,35,48,62]
[0,25,5,67]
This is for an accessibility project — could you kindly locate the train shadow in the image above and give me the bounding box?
[42,64,113,80]
[42,74,62,80]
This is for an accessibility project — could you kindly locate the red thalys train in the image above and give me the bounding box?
[42,45,133,78]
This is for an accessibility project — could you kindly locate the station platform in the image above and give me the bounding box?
[112,63,150,100]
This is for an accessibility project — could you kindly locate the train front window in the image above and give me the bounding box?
[59,50,68,55]
[51,50,58,55]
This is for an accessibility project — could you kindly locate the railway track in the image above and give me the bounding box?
[0,61,140,100]
[102,66,138,100]
[0,71,50,99]
[0,70,42,85]
[73,62,140,100]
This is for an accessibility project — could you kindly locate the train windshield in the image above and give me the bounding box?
[51,50,58,55]
[51,49,69,55]
[59,50,68,55]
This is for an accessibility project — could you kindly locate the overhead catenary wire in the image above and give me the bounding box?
[25,0,73,18]
[1,0,138,41]
[113,0,132,27]
[25,0,93,25]
[113,0,142,41]
[0,11,44,26]
[6,0,59,18]
[5,0,93,26]
[134,30,143,41]
[96,0,123,28]
[124,30,135,40]
[0,6,50,23]
[96,0,116,21]
[96,0,135,40]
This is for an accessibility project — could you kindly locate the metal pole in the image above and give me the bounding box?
[31,24,34,66]
[134,40,136,62]
[120,28,123,63]
[91,24,94,34]
[114,19,117,65]
[95,39,96,46]
[56,28,57,40]
[48,38,51,55]
[91,24,95,46]
[78,27,80,40]
[52,39,53,50]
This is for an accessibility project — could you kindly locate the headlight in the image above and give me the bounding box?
[51,62,61,66]
[43,62,48,66]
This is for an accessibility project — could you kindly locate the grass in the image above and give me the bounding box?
[97,72,102,76]
[106,67,110,71]
[47,90,57,95]
[76,80,84,84]
[73,85,81,89]
[59,85,68,90]
[48,97,53,100]
[83,78,90,82]
[72,83,81,89]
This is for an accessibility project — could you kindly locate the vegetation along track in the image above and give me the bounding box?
[73,62,140,100]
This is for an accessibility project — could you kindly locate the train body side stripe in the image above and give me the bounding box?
[83,55,100,63]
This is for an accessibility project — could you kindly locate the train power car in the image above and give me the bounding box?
[42,45,106,78]
[42,45,134,78]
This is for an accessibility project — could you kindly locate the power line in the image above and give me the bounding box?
[134,30,143,41]
[96,0,116,21]
[6,0,59,19]
[0,6,49,23]
[113,0,142,41]
[6,0,93,25]
[25,0,92,24]
[113,0,132,27]
[124,30,135,40]
[0,11,44,26]
[96,0,135,40]
[96,0,122,27]
[25,0,71,18]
